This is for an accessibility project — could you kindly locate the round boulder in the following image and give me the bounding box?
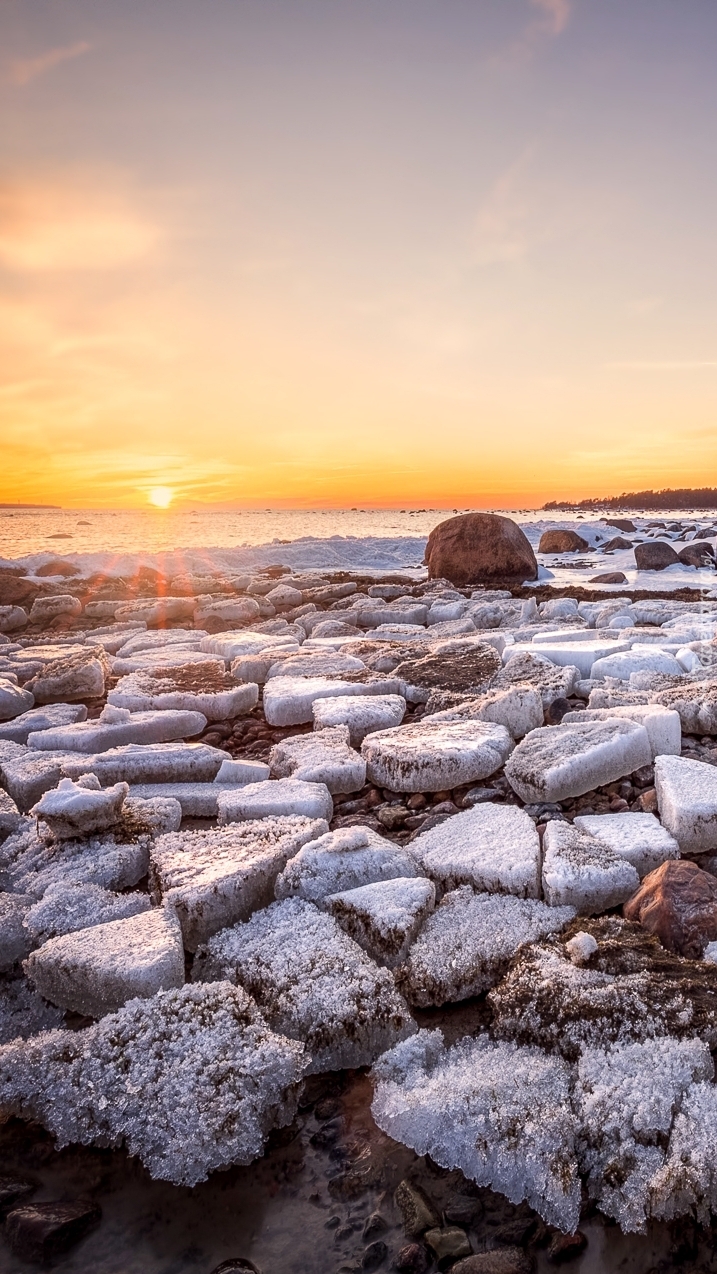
[589,571,628,584]
[602,536,633,551]
[538,529,589,554]
[35,559,81,578]
[634,541,680,571]
[624,859,717,958]
[603,518,636,532]
[424,513,537,586]
[678,542,715,568]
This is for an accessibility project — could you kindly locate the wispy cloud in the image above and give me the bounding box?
[607,361,717,371]
[493,0,572,67]
[473,155,532,264]
[530,0,571,37]
[9,41,91,87]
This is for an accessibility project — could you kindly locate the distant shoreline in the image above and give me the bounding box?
[544,487,717,512]
[0,503,62,510]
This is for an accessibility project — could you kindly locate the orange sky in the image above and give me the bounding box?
[2,0,716,510]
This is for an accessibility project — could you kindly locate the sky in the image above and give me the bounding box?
[1,0,716,510]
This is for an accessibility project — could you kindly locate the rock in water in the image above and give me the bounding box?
[538,530,589,553]
[423,514,538,587]
[623,860,717,958]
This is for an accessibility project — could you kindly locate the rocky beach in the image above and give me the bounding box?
[2,510,717,1272]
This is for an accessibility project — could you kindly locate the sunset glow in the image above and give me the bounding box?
[148,486,174,509]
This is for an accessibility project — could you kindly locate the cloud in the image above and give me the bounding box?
[607,361,717,371]
[493,0,572,67]
[530,0,571,36]
[9,41,91,87]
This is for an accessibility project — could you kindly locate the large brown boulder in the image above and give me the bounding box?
[623,859,717,957]
[424,513,537,586]
[603,518,636,532]
[678,542,715,568]
[634,541,680,571]
[538,529,589,554]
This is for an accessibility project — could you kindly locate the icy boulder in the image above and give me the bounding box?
[28,706,208,754]
[312,693,407,746]
[108,664,258,721]
[27,650,107,704]
[61,740,230,786]
[0,703,88,745]
[325,877,435,967]
[150,817,327,950]
[193,897,416,1072]
[217,778,334,824]
[396,888,575,1006]
[573,812,680,878]
[651,680,717,736]
[654,755,717,852]
[0,678,34,722]
[0,982,306,1185]
[25,906,185,1017]
[542,822,640,914]
[491,651,580,707]
[269,725,366,794]
[409,803,541,899]
[362,719,513,793]
[505,720,652,804]
[263,676,400,727]
[371,1031,580,1232]
[426,685,544,740]
[24,883,151,944]
[274,825,425,902]
[31,776,128,839]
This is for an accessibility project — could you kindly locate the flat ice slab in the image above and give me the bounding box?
[200,630,300,660]
[25,906,185,1017]
[563,705,681,759]
[0,789,21,837]
[28,707,208,754]
[503,639,631,680]
[31,777,128,839]
[591,649,685,681]
[654,755,717,852]
[269,725,366,794]
[274,825,425,902]
[24,882,151,944]
[573,812,680,877]
[0,749,85,812]
[542,821,640,913]
[263,675,400,726]
[61,741,230,786]
[0,982,306,1185]
[324,877,435,967]
[409,802,541,898]
[362,719,513,793]
[8,830,151,899]
[0,703,88,744]
[0,678,34,721]
[312,693,406,746]
[651,681,717,736]
[192,897,416,1073]
[128,781,247,818]
[108,666,258,721]
[371,1030,580,1233]
[491,651,580,706]
[150,816,327,950]
[505,720,652,804]
[217,778,334,824]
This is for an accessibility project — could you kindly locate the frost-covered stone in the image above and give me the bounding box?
[362,719,512,793]
[325,877,435,967]
[651,680,717,736]
[573,813,680,878]
[24,882,151,944]
[31,776,128,839]
[396,888,575,1006]
[490,651,580,706]
[312,693,406,746]
[0,678,34,721]
[217,777,333,824]
[0,892,33,969]
[263,675,400,727]
[0,703,87,744]
[542,822,640,913]
[0,605,28,633]
[7,829,151,899]
[649,1081,717,1223]
[27,651,107,704]
[409,803,541,898]
[505,720,652,804]
[29,594,82,622]
[193,897,415,1072]
[566,931,598,964]
[25,906,185,1017]
[61,741,229,786]
[0,974,64,1044]
[274,825,424,902]
[108,665,258,721]
[29,706,208,754]
[269,726,365,794]
[150,817,326,950]
[0,982,306,1184]
[562,705,681,759]
[428,685,544,740]
[655,755,717,852]
[0,749,83,812]
[371,1031,580,1233]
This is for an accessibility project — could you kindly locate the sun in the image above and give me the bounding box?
[148,486,174,509]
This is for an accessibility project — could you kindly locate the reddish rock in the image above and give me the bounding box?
[634,541,680,571]
[424,514,538,587]
[589,572,628,584]
[624,860,717,957]
[35,559,81,577]
[546,1231,587,1263]
[452,1251,533,1274]
[603,518,636,532]
[601,537,633,551]
[637,788,658,813]
[538,530,589,554]
[0,575,34,606]
[5,1200,101,1262]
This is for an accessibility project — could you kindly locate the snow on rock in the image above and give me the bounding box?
[108,664,258,721]
[25,906,185,1017]
[563,705,681,760]
[408,802,541,899]
[362,719,512,794]
[0,982,306,1185]
[650,680,717,735]
[0,678,34,721]
[0,974,65,1044]
[542,822,640,913]
[505,720,652,804]
[324,877,435,967]
[150,816,327,950]
[573,812,680,878]
[27,650,108,704]
[0,892,33,969]
[0,703,87,744]
[263,675,400,727]
[312,693,406,746]
[24,882,151,944]
[274,825,424,903]
[397,887,574,1006]
[28,706,208,754]
[370,1030,580,1233]
[269,725,366,794]
[655,755,717,852]
[489,651,580,707]
[31,776,128,839]
[61,741,230,786]
[217,777,334,824]
[192,897,416,1073]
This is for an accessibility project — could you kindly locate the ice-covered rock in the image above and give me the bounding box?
[217,777,333,824]
[566,931,598,964]
[425,685,544,740]
[6,827,152,899]
[396,888,575,1006]
[201,630,299,661]
[0,703,88,744]
[263,675,400,727]
[269,725,366,794]
[61,740,230,786]
[0,892,33,970]
[312,693,406,746]
[28,706,208,754]
[150,816,326,950]
[490,651,580,706]
[370,1031,580,1233]
[25,906,185,1017]
[265,650,367,680]
[192,897,416,1072]
[193,596,262,629]
[654,755,717,852]
[649,1080,717,1223]
[505,720,652,804]
[114,597,197,625]
[325,877,435,967]
[542,822,640,913]
[0,749,85,812]
[651,680,717,736]
[409,803,541,898]
[108,664,258,721]
[29,595,82,622]
[573,812,680,878]
[26,651,108,704]
[0,605,28,633]
[562,704,681,759]
[362,719,513,793]
[504,640,631,680]
[274,825,424,902]
[31,776,128,839]
[24,882,151,944]
[0,678,34,721]
[0,982,306,1185]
